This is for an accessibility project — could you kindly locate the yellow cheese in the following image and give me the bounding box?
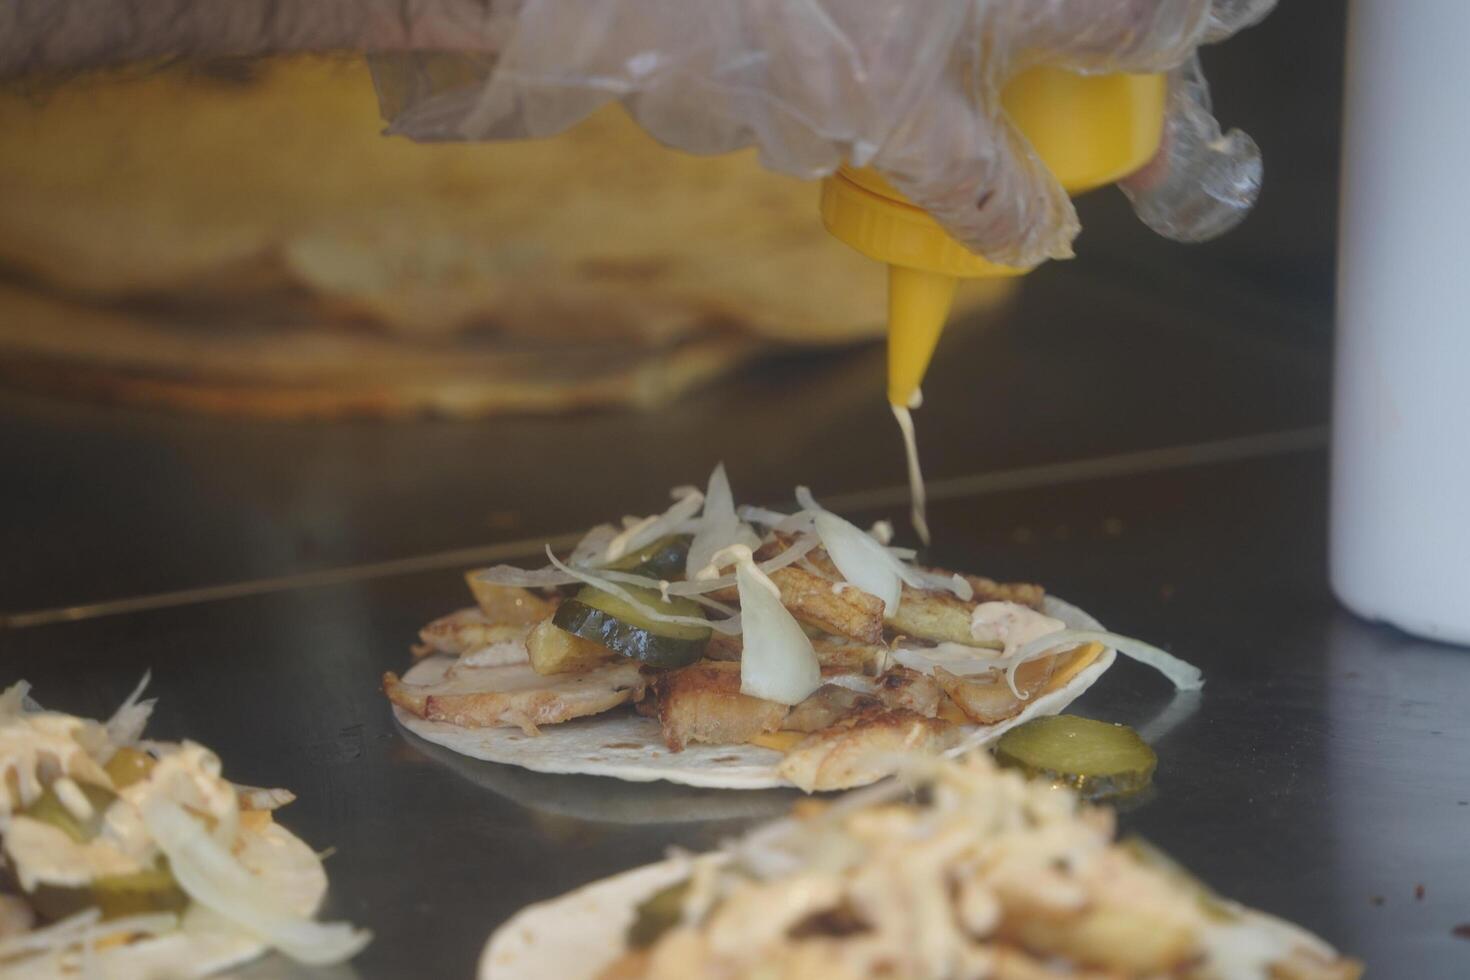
[749,731,807,754]
[1043,642,1106,694]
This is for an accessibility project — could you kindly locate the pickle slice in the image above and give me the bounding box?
[553,586,710,668]
[28,862,189,923]
[994,715,1156,801]
[104,747,156,789]
[626,878,692,949]
[605,535,692,580]
[21,782,117,843]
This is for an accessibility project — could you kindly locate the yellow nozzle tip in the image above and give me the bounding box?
[887,266,957,406]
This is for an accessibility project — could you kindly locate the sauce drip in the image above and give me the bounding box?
[891,402,930,545]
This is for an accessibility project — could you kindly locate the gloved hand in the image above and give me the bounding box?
[370,0,1276,269]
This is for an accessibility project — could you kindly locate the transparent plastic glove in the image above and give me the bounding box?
[370,0,1276,269]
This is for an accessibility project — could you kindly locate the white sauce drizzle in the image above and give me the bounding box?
[969,602,1067,656]
[891,403,931,545]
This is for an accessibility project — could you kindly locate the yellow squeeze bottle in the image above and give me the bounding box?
[819,68,1168,409]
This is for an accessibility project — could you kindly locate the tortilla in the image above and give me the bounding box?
[403,734,798,825]
[391,597,1115,791]
[0,58,1014,347]
[0,281,760,419]
[3,821,329,980]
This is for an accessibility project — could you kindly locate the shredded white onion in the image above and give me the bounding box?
[604,490,705,564]
[0,681,33,721]
[234,785,298,812]
[0,909,182,965]
[544,547,743,635]
[813,511,903,616]
[474,534,821,610]
[732,555,821,705]
[142,797,371,966]
[738,505,815,535]
[999,629,1205,700]
[567,523,619,566]
[103,672,155,753]
[471,564,580,589]
[685,464,760,581]
[666,534,820,597]
[795,487,976,603]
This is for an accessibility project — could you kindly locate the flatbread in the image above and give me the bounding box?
[0,57,1017,418]
[0,57,1013,347]
[0,281,760,419]
[4,821,328,980]
[392,597,1115,791]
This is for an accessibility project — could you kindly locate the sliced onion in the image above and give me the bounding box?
[142,796,370,965]
[568,523,619,566]
[0,908,183,962]
[666,534,820,597]
[1000,629,1205,700]
[685,464,760,580]
[471,564,581,589]
[812,511,904,616]
[738,504,815,535]
[0,681,33,721]
[903,567,974,601]
[234,785,298,812]
[603,489,706,564]
[545,547,742,635]
[104,672,155,752]
[734,558,821,705]
[890,643,1004,678]
[796,487,976,603]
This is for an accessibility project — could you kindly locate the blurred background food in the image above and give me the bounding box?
[0,57,1014,419]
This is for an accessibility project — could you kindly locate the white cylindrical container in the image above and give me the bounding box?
[1332,0,1470,645]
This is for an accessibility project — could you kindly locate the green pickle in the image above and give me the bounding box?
[22,782,117,844]
[553,585,710,668]
[18,780,189,922]
[626,878,692,949]
[605,535,692,580]
[993,714,1157,801]
[28,862,189,923]
[104,747,156,789]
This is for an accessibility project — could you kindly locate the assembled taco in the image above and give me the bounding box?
[0,679,368,978]
[480,754,1361,980]
[384,466,1200,792]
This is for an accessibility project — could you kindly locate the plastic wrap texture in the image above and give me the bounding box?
[371,0,1276,268]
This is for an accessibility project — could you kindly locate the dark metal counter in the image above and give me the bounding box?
[4,431,1468,976]
[8,7,1464,970]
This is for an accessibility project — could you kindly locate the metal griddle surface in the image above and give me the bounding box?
[4,448,1468,978]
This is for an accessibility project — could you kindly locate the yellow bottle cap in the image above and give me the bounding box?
[819,68,1167,407]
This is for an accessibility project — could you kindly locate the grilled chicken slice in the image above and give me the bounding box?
[955,573,1045,610]
[885,578,1045,646]
[933,655,1059,725]
[885,589,991,648]
[463,577,558,625]
[777,708,959,792]
[868,666,943,717]
[650,661,788,751]
[782,684,875,733]
[705,633,888,676]
[382,660,644,734]
[414,607,536,660]
[710,538,885,644]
